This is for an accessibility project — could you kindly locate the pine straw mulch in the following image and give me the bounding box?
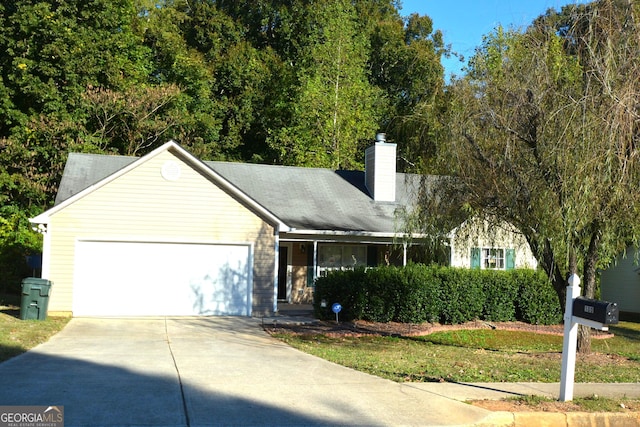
[264,318,614,339]
[471,398,640,413]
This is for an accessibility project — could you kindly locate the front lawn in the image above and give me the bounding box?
[0,302,70,363]
[271,322,640,384]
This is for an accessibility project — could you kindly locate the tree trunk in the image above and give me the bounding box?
[532,237,567,309]
[577,324,591,354]
[582,223,600,299]
[577,224,601,354]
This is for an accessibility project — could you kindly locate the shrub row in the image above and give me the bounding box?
[313,265,562,325]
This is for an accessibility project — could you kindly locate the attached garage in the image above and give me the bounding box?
[73,241,252,316]
[31,142,283,317]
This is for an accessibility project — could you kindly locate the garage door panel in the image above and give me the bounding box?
[188,259,251,315]
[73,241,251,316]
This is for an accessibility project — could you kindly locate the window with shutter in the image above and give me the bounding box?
[472,247,513,270]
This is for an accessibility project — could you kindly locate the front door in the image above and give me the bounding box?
[277,246,289,300]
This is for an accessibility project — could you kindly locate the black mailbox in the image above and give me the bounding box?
[573,297,619,325]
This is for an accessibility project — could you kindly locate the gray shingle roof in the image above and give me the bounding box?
[55,152,424,234]
[55,153,136,206]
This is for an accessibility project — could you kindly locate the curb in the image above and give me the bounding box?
[473,411,640,426]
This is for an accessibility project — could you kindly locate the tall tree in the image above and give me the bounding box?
[368,11,447,172]
[0,0,154,200]
[424,0,640,353]
[142,0,289,161]
[269,0,384,169]
[0,0,151,131]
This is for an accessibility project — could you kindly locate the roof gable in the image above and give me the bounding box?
[31,141,287,229]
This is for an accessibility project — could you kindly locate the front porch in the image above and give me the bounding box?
[276,239,443,304]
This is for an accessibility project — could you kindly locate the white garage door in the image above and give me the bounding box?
[73,241,252,316]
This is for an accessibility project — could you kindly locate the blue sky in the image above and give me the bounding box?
[399,0,589,80]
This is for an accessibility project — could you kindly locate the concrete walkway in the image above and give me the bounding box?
[0,317,494,427]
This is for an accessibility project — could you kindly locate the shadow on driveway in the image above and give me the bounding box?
[0,352,333,426]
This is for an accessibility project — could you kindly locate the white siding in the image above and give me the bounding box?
[449,219,537,269]
[365,143,397,202]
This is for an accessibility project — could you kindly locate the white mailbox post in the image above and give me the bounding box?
[559,274,617,401]
[559,274,581,402]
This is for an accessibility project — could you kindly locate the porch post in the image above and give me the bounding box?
[273,229,280,314]
[313,240,318,280]
[403,242,407,266]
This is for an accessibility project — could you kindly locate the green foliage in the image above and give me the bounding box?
[0,0,447,178]
[395,263,441,323]
[362,266,403,322]
[268,0,383,169]
[482,270,518,322]
[438,267,484,324]
[313,268,368,321]
[368,13,446,173]
[313,265,561,325]
[0,0,151,123]
[0,206,42,294]
[516,269,563,325]
[431,2,640,346]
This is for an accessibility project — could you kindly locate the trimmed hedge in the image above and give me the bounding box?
[313,265,562,325]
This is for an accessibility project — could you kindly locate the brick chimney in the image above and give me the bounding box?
[365,133,397,202]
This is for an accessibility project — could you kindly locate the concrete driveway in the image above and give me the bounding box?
[0,318,496,426]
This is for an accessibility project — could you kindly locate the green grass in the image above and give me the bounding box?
[572,395,640,412]
[273,321,640,383]
[600,323,640,361]
[0,308,70,363]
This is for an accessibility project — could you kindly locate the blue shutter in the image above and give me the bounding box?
[470,248,481,269]
[506,249,515,270]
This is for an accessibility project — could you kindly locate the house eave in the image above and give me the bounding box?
[280,229,428,244]
[30,213,49,225]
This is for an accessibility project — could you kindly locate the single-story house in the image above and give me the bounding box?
[30,136,538,317]
[600,248,640,315]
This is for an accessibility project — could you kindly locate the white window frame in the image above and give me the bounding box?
[482,248,505,270]
[317,244,367,276]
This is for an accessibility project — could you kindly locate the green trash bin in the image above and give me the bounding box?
[20,278,52,321]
